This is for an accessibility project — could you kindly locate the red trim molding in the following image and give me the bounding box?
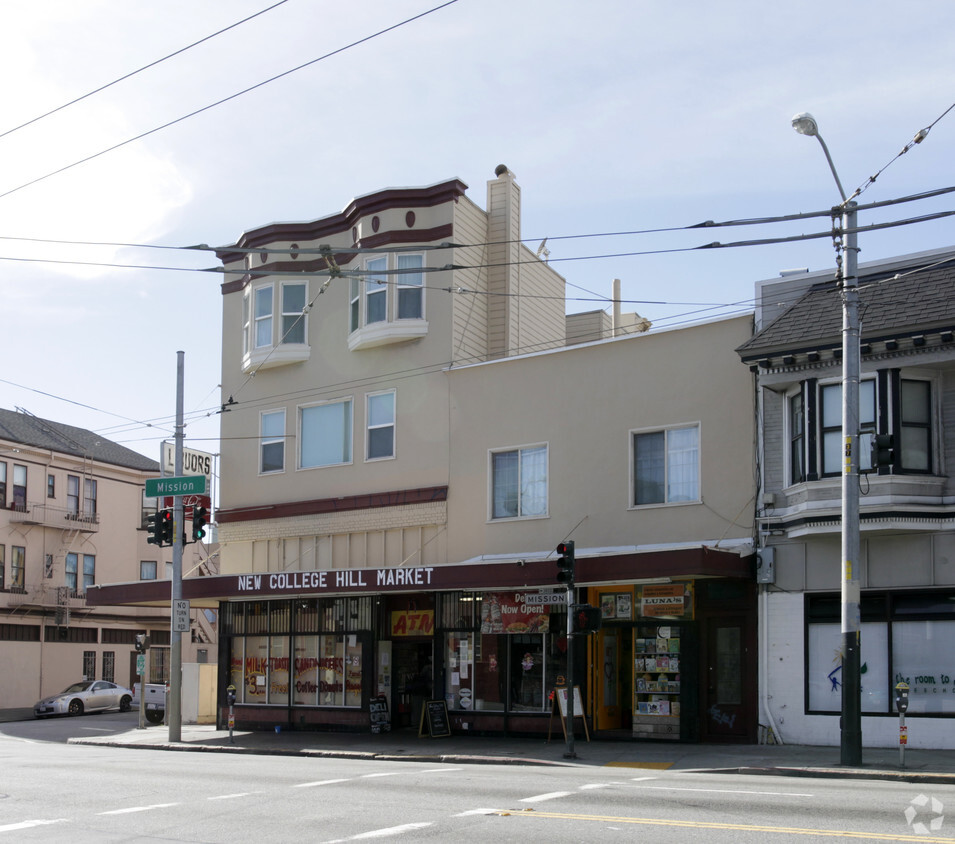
[215,485,449,524]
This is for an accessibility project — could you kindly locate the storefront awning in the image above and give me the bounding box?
[85,545,752,609]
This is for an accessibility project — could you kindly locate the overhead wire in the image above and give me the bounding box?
[0,1,291,141]
[0,0,461,203]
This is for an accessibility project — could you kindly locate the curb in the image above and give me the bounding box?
[731,766,955,786]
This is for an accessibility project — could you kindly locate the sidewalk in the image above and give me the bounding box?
[66,723,955,785]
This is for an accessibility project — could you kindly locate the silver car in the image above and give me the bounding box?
[34,680,133,718]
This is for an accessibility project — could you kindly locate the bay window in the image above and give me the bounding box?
[241,281,310,372]
[348,253,428,350]
[899,378,931,472]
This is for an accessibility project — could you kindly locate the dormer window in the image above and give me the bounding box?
[348,254,428,351]
[241,281,310,373]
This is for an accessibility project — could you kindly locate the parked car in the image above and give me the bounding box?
[34,681,133,718]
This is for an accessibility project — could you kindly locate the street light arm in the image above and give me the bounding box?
[813,133,848,204]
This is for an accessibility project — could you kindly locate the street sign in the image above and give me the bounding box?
[161,443,213,479]
[173,599,191,633]
[136,654,145,674]
[525,592,565,605]
[145,475,206,498]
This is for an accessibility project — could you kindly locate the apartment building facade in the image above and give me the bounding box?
[0,409,215,713]
[93,167,759,742]
[738,246,955,749]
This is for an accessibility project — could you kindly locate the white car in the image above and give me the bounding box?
[34,680,133,718]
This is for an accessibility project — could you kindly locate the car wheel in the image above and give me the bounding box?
[68,699,84,716]
[145,709,164,725]
[120,695,132,712]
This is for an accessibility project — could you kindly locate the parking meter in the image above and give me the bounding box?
[226,684,236,744]
[895,682,909,713]
[895,682,910,766]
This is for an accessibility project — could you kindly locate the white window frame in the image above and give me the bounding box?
[347,253,428,351]
[366,390,396,462]
[819,377,875,477]
[260,409,287,475]
[489,443,549,521]
[299,398,354,470]
[241,281,311,373]
[630,423,701,507]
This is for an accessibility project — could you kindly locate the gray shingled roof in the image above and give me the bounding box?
[737,261,955,360]
[0,408,159,472]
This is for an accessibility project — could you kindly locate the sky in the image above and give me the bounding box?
[1,0,953,477]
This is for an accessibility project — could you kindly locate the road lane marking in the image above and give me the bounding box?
[349,822,433,838]
[454,809,500,816]
[98,803,179,815]
[294,779,350,788]
[360,772,402,778]
[520,791,573,803]
[629,783,814,798]
[495,809,951,841]
[208,792,263,800]
[580,783,614,790]
[0,819,66,834]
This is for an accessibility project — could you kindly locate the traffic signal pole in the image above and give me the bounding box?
[564,581,576,759]
[169,351,185,743]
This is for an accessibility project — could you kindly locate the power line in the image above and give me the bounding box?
[0,1,460,203]
[0,1,290,141]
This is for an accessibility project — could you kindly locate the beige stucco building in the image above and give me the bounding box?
[96,167,759,742]
[0,409,215,714]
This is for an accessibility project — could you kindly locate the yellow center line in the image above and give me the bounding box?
[494,809,955,842]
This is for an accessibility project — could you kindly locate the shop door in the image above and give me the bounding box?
[702,615,755,741]
[595,629,625,730]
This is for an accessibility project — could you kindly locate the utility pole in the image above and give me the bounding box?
[168,351,184,742]
[840,203,862,766]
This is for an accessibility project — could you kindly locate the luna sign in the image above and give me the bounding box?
[162,443,213,479]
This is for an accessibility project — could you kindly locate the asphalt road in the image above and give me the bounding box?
[3,714,955,842]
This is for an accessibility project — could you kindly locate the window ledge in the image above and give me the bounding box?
[242,343,310,373]
[348,319,428,351]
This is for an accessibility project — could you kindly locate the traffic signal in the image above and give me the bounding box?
[158,510,174,546]
[135,633,150,653]
[556,540,575,586]
[191,506,209,543]
[572,604,602,634]
[871,434,895,470]
[146,511,162,546]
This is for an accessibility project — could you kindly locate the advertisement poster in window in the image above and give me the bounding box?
[480,593,550,633]
[637,583,694,619]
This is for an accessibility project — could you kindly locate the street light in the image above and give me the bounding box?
[792,111,862,766]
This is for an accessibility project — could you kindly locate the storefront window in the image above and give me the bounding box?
[892,620,955,714]
[269,636,290,705]
[244,636,269,703]
[805,591,955,715]
[293,634,319,705]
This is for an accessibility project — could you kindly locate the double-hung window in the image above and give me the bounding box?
[11,546,24,590]
[0,462,6,506]
[67,475,80,516]
[12,465,26,510]
[789,391,806,484]
[280,283,306,344]
[254,285,273,348]
[820,380,875,476]
[260,409,286,474]
[366,391,395,461]
[491,445,548,520]
[300,399,353,469]
[632,425,700,505]
[899,378,931,472]
[83,478,97,518]
[365,257,388,324]
[0,545,5,590]
[397,254,424,319]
